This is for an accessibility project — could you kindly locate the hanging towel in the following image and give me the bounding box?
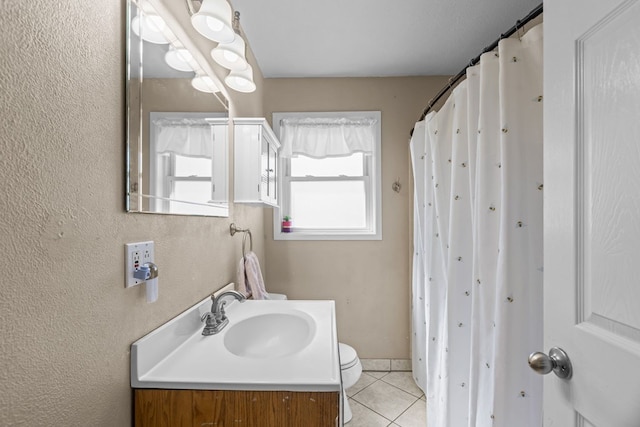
[236,251,270,300]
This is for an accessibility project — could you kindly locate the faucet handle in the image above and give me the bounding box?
[201,312,213,323]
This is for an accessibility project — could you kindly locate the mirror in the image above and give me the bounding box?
[126,0,230,217]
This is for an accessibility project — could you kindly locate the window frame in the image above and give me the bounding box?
[166,153,212,211]
[272,111,382,241]
[148,112,228,216]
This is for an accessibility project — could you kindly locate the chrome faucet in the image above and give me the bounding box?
[201,290,246,335]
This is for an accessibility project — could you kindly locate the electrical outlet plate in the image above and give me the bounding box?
[125,241,154,288]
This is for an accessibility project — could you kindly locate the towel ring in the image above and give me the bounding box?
[230,223,253,258]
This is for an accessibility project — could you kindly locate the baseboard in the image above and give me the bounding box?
[361,358,411,372]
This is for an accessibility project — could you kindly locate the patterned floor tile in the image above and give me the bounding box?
[394,399,427,427]
[381,371,424,398]
[365,370,389,379]
[347,372,377,397]
[346,398,392,427]
[351,379,418,421]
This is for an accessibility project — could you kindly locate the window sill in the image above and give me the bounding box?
[273,228,382,241]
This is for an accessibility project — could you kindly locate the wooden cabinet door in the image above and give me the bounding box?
[135,389,339,427]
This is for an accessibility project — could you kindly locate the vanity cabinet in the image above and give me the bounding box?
[233,118,280,207]
[131,298,341,426]
[134,389,340,427]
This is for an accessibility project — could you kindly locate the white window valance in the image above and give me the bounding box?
[154,119,213,158]
[279,117,377,158]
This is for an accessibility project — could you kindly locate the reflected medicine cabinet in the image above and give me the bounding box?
[233,118,280,207]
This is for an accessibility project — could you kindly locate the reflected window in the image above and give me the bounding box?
[167,154,212,214]
[148,112,228,215]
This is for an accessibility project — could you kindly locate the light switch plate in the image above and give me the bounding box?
[125,241,154,288]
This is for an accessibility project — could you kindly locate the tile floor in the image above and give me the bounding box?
[346,371,426,427]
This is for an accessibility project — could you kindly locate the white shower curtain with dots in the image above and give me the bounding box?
[410,121,428,393]
[410,23,543,427]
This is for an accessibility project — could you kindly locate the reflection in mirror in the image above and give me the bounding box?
[126,0,230,217]
[146,113,228,215]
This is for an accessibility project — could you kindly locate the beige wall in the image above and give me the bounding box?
[0,1,448,424]
[0,2,265,425]
[263,77,450,359]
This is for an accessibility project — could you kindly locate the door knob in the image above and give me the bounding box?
[528,347,572,379]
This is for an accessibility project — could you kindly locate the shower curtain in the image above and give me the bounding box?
[410,24,543,427]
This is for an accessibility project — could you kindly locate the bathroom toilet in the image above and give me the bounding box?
[266,292,288,300]
[339,342,362,423]
[266,293,362,423]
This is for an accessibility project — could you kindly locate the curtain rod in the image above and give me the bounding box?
[410,3,543,137]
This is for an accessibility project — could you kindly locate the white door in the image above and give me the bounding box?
[544,0,640,425]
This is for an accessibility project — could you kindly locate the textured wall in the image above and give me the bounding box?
[0,1,265,425]
[263,77,450,359]
[0,0,449,423]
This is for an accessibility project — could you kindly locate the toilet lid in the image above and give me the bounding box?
[339,343,358,368]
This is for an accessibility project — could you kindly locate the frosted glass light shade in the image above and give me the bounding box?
[132,13,169,44]
[165,45,195,72]
[192,74,221,93]
[225,64,256,93]
[211,36,249,71]
[191,0,234,43]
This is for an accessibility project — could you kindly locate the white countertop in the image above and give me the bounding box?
[131,298,341,392]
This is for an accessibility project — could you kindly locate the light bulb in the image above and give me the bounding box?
[131,13,169,44]
[223,50,239,63]
[176,49,193,63]
[192,74,221,93]
[205,16,225,32]
[211,36,248,71]
[232,77,248,87]
[165,45,194,72]
[225,64,256,93]
[190,0,234,43]
[145,15,165,32]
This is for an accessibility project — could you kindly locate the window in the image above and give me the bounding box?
[273,111,381,240]
[148,112,227,216]
[166,154,212,214]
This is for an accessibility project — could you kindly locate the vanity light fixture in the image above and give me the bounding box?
[132,1,180,45]
[192,73,222,93]
[190,0,235,44]
[132,12,170,44]
[211,11,248,71]
[221,11,255,93]
[211,33,248,71]
[186,0,256,93]
[165,44,196,72]
[225,63,256,93]
[131,1,173,45]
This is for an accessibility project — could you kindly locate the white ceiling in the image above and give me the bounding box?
[228,0,541,78]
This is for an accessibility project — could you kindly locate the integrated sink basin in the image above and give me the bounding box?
[131,296,340,392]
[224,311,316,358]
